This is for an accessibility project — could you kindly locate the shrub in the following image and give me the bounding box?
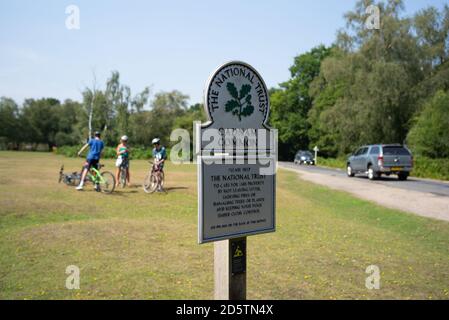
[54,145,170,160]
[407,91,449,158]
[412,157,449,181]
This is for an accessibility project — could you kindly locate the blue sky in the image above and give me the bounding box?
[0,0,447,106]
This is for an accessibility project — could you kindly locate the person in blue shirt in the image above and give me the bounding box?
[152,138,166,191]
[76,131,104,191]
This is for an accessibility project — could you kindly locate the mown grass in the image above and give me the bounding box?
[317,156,449,181]
[0,151,448,299]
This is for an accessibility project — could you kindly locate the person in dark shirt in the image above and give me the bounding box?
[151,138,166,192]
[75,131,104,191]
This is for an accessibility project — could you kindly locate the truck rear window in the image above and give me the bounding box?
[382,147,411,155]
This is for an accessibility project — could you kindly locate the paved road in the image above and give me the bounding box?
[280,162,449,197]
[279,161,449,221]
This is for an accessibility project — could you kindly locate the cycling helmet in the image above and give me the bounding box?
[121,135,128,141]
[94,131,101,137]
[152,138,160,145]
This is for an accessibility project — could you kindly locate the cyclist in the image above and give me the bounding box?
[75,131,104,191]
[152,138,166,191]
[115,135,131,187]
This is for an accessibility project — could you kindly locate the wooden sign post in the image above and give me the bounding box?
[214,237,246,300]
[197,61,276,300]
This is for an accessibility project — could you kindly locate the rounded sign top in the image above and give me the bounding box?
[204,61,269,129]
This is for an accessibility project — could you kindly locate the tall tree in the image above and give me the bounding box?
[0,97,20,148]
[106,71,131,140]
[269,45,331,160]
[407,90,449,158]
[21,98,61,150]
[55,99,83,146]
[131,86,151,113]
[149,90,190,144]
[308,0,437,156]
[414,5,449,69]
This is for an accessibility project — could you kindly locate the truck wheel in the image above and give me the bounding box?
[347,164,355,177]
[398,173,408,181]
[368,166,379,180]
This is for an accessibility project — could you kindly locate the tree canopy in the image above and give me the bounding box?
[1,1,448,160]
[0,72,205,151]
[270,0,449,159]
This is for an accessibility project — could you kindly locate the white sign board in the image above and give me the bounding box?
[199,157,275,243]
[198,61,276,244]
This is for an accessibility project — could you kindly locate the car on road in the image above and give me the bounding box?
[346,144,413,180]
[294,150,315,165]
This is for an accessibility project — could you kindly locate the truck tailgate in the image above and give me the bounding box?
[382,146,412,168]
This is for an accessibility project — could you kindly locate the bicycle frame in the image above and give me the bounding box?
[143,160,165,193]
[86,166,106,184]
[149,161,164,177]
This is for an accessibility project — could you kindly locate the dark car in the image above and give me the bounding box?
[294,150,315,165]
[347,144,413,180]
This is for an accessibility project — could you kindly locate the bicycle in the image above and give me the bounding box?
[118,165,127,188]
[64,159,116,194]
[58,165,81,186]
[86,164,116,193]
[115,156,129,188]
[143,161,165,193]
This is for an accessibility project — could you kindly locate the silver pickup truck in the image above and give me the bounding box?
[347,144,413,180]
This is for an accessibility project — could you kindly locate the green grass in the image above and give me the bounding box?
[0,151,448,299]
[316,157,347,170]
[317,156,449,181]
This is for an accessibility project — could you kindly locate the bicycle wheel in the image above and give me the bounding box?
[119,168,126,188]
[160,171,165,188]
[143,172,158,194]
[72,173,81,186]
[99,171,116,194]
[58,165,64,183]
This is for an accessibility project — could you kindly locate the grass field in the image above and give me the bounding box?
[0,151,448,300]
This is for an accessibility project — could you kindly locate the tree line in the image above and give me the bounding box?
[0,71,206,151]
[1,1,448,161]
[269,0,449,160]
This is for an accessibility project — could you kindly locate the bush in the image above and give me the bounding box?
[412,157,449,181]
[316,157,347,169]
[407,91,449,158]
[54,145,81,157]
[55,132,78,146]
[54,145,170,160]
[131,148,153,160]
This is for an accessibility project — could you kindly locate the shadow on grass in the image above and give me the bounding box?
[164,187,188,192]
